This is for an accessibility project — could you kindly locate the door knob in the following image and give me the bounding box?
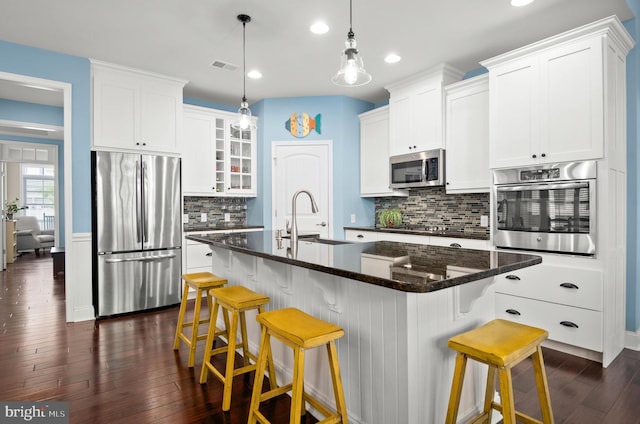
[316,222,327,227]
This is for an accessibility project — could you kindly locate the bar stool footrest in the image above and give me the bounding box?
[259,384,293,402]
[304,393,339,422]
[485,403,543,424]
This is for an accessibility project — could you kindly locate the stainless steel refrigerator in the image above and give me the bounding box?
[92,151,182,317]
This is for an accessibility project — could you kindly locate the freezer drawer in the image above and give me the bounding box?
[97,249,181,317]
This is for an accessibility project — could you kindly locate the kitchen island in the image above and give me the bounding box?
[187,231,541,423]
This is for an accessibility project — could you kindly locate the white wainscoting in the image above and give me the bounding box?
[208,245,496,424]
[67,232,95,322]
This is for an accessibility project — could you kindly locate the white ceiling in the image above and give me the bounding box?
[0,0,634,108]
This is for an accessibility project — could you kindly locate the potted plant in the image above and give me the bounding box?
[4,198,27,220]
[378,208,402,228]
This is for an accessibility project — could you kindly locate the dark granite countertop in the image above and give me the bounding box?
[344,226,490,240]
[184,225,264,233]
[186,230,540,293]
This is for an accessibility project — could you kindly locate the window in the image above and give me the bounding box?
[22,164,55,228]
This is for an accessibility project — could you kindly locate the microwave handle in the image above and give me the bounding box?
[496,182,589,192]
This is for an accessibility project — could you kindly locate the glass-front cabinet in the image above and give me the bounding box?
[228,126,254,193]
[214,117,226,193]
[183,105,257,197]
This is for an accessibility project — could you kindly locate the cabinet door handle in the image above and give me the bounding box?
[449,243,462,248]
[505,309,521,316]
[559,282,579,289]
[532,154,537,158]
[316,222,327,227]
[541,153,546,157]
[357,234,364,239]
[205,252,213,257]
[560,321,579,328]
[505,275,521,280]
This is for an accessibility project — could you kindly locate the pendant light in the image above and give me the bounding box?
[232,14,255,130]
[331,0,372,87]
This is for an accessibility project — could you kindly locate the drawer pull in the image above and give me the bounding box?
[505,309,521,316]
[560,321,579,328]
[357,234,364,239]
[559,282,579,289]
[505,275,521,281]
[449,243,462,248]
[206,252,213,257]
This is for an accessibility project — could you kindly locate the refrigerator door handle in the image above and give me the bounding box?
[136,159,143,243]
[105,254,177,263]
[142,160,149,244]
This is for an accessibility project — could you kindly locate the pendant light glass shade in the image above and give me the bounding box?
[332,0,371,87]
[232,14,256,130]
[332,33,371,86]
[235,98,252,130]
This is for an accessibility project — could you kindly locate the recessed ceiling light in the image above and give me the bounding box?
[247,70,262,79]
[384,54,402,64]
[511,0,534,6]
[310,21,329,34]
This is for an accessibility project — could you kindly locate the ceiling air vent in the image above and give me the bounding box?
[211,60,238,71]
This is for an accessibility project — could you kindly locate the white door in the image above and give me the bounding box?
[272,141,332,238]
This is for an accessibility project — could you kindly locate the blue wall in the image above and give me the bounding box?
[0,99,63,126]
[0,40,91,234]
[247,96,375,237]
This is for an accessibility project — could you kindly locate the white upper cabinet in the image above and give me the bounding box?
[385,64,464,156]
[182,105,257,197]
[444,74,490,193]
[359,106,408,197]
[182,106,217,195]
[482,18,631,169]
[91,60,186,154]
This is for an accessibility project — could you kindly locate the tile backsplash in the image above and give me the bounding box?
[183,196,247,228]
[375,188,490,235]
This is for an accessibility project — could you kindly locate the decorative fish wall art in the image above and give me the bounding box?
[284,112,321,138]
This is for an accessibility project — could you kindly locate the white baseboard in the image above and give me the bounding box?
[625,329,640,351]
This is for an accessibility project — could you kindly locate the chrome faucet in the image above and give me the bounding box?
[289,189,319,246]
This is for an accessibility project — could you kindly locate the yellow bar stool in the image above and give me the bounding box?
[445,319,554,424]
[199,285,276,412]
[248,307,348,424]
[173,272,227,367]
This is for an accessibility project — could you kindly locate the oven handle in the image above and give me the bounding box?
[495,181,589,192]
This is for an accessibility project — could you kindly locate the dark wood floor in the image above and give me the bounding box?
[1,253,639,423]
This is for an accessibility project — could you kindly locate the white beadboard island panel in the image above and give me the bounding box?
[208,245,497,423]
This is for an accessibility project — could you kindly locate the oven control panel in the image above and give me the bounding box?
[520,168,560,181]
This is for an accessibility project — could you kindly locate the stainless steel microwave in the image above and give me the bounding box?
[389,149,445,188]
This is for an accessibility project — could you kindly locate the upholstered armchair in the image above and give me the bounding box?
[16,216,55,256]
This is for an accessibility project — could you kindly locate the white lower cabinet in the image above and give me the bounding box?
[185,241,213,274]
[494,262,603,352]
[427,236,490,250]
[345,230,379,242]
[495,293,603,352]
[345,229,489,249]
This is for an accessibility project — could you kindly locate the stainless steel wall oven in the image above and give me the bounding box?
[493,161,596,256]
